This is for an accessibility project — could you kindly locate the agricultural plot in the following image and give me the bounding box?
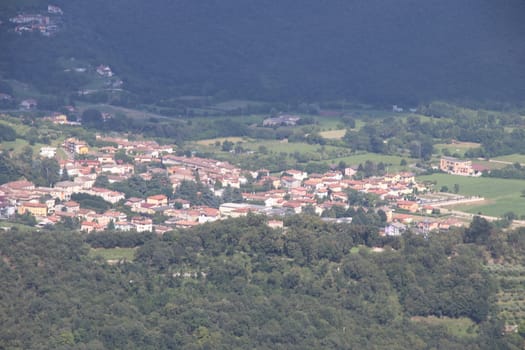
[89,247,136,262]
[319,129,346,139]
[485,264,525,327]
[417,174,525,217]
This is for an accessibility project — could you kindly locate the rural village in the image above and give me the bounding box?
[0,120,483,236]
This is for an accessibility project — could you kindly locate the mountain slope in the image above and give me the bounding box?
[1,0,525,105]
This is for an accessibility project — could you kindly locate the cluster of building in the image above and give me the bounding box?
[9,5,63,36]
[0,131,470,235]
[42,113,81,126]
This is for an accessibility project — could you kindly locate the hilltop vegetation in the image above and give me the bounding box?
[2,215,525,349]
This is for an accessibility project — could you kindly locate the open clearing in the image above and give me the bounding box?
[411,316,478,339]
[435,141,481,156]
[492,154,525,164]
[417,173,525,217]
[89,247,136,261]
[195,137,247,146]
[319,129,346,139]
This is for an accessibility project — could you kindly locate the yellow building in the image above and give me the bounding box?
[146,194,168,206]
[440,156,473,176]
[64,138,89,155]
[18,202,48,217]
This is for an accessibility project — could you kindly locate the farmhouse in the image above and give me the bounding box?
[262,114,301,127]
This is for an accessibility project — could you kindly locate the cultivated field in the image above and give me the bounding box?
[319,129,346,139]
[485,264,525,327]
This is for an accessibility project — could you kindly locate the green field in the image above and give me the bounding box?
[418,173,525,217]
[319,129,346,139]
[411,316,478,339]
[89,247,136,261]
[329,152,408,168]
[492,154,525,164]
[435,141,481,157]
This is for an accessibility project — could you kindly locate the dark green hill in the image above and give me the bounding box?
[1,0,525,106]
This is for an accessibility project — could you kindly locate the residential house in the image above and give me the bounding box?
[81,221,105,233]
[146,194,168,207]
[39,147,57,158]
[63,201,80,213]
[115,221,134,231]
[55,181,83,195]
[64,138,89,155]
[18,202,48,218]
[131,217,153,232]
[397,200,419,213]
[20,99,37,110]
[384,222,407,236]
[96,65,114,77]
[88,187,125,204]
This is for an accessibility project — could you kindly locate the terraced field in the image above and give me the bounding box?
[485,264,525,327]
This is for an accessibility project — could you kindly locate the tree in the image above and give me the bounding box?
[38,158,60,187]
[114,150,134,164]
[0,123,16,142]
[453,183,460,194]
[81,109,103,128]
[463,216,492,244]
[222,140,234,152]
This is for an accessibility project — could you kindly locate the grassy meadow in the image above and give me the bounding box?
[417,173,525,217]
[434,141,481,157]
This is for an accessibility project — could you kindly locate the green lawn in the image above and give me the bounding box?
[492,154,525,164]
[417,173,525,217]
[435,141,481,157]
[89,247,136,261]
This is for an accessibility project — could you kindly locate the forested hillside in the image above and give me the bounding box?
[1,215,524,349]
[1,0,525,106]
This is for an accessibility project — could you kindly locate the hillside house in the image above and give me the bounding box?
[20,99,37,110]
[397,200,419,213]
[96,65,114,77]
[146,194,168,207]
[39,147,57,158]
[131,217,153,232]
[263,115,301,127]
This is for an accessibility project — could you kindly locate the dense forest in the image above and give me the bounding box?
[1,214,525,349]
[1,0,525,107]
